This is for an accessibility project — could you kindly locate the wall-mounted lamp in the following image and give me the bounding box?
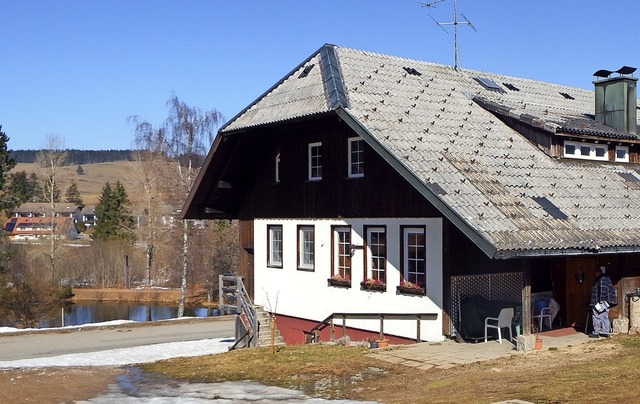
[349,244,364,257]
[575,269,585,284]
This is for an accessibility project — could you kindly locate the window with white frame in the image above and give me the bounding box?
[366,226,386,283]
[348,137,364,178]
[402,226,426,287]
[275,153,281,183]
[563,140,608,161]
[615,145,629,162]
[332,226,351,279]
[267,225,283,268]
[308,142,322,181]
[297,225,315,270]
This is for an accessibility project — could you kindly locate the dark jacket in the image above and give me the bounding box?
[590,274,614,306]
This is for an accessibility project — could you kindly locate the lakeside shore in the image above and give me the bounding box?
[71,287,215,306]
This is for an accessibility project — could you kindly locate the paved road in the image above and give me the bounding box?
[0,317,235,361]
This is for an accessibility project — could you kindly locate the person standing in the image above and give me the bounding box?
[589,266,615,338]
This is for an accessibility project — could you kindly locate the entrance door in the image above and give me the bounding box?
[565,257,596,329]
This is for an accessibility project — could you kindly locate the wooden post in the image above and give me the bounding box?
[342,314,347,338]
[329,317,335,341]
[522,261,532,335]
[379,315,385,339]
[416,315,421,342]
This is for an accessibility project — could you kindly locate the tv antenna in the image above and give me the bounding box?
[421,0,477,69]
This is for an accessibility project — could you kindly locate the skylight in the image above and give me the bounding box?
[502,82,520,91]
[298,64,315,79]
[531,196,568,220]
[403,66,422,76]
[474,77,504,92]
[618,172,640,182]
[559,92,575,100]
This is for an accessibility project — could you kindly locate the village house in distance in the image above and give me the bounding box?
[184,44,640,345]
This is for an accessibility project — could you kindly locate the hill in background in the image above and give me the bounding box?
[12,161,138,206]
[10,150,134,164]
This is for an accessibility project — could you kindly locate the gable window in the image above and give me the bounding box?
[563,141,608,161]
[308,142,322,181]
[332,226,351,279]
[615,146,629,162]
[348,137,364,178]
[297,225,315,271]
[365,226,386,284]
[275,153,281,183]
[267,225,283,268]
[401,226,426,287]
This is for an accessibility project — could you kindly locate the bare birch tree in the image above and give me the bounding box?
[130,95,223,316]
[36,134,68,281]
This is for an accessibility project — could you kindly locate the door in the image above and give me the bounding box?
[565,257,596,329]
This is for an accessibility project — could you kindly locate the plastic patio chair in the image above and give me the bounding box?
[484,307,514,344]
[532,306,552,332]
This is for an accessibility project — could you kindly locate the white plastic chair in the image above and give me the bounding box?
[532,306,552,332]
[484,307,514,344]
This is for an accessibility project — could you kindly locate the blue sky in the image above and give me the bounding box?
[1,1,638,151]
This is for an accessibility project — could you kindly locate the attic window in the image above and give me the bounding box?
[298,64,315,79]
[403,66,422,76]
[559,92,575,100]
[474,77,504,92]
[502,82,520,91]
[617,172,639,182]
[531,196,568,220]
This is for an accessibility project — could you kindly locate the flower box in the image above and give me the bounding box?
[397,282,425,296]
[360,280,387,292]
[327,277,351,288]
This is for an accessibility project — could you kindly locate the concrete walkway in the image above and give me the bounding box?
[368,329,591,370]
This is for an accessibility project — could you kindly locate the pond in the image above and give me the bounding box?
[40,302,233,328]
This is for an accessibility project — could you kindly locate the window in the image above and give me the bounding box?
[332,226,351,279]
[402,226,426,287]
[308,142,322,181]
[267,225,283,267]
[274,153,281,183]
[348,137,364,178]
[297,225,315,270]
[616,146,629,162]
[563,141,608,161]
[365,226,386,284]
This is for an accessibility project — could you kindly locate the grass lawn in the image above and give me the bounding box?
[142,335,640,403]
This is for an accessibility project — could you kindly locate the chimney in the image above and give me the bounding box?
[593,66,637,135]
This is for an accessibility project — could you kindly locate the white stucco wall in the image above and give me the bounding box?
[253,217,444,341]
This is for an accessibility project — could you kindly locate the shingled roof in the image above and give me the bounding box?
[191,44,640,258]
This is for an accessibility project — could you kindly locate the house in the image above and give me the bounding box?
[74,205,96,227]
[4,216,79,241]
[183,44,640,344]
[11,203,82,218]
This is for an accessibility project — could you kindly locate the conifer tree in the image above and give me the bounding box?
[64,179,84,205]
[0,125,17,272]
[92,181,135,241]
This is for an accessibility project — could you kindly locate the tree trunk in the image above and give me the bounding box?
[177,218,189,317]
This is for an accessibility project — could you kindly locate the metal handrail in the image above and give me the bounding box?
[303,312,438,343]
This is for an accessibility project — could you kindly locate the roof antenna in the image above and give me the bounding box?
[421,0,477,69]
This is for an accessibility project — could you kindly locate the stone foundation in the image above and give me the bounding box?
[516,334,536,352]
[612,318,628,334]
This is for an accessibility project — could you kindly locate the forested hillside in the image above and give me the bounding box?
[10,150,133,164]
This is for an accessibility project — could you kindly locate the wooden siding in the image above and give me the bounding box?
[238,119,441,219]
[238,219,254,299]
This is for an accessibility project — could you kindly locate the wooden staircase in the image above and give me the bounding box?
[219,275,286,349]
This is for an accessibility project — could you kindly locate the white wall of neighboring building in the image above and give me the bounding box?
[253,217,444,342]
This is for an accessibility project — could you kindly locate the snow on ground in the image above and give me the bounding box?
[0,321,377,403]
[0,337,234,369]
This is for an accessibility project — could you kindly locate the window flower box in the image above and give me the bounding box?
[360,278,387,292]
[397,281,425,296]
[328,275,351,288]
